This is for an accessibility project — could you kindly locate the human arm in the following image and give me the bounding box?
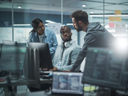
[71,33,96,72]
[49,33,58,57]
[28,32,33,42]
[56,47,81,71]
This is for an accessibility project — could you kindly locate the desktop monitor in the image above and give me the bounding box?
[27,42,53,70]
[24,42,53,89]
[82,47,128,91]
[0,42,26,78]
[24,45,40,86]
[52,72,84,95]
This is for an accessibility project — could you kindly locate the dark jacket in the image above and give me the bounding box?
[71,22,115,72]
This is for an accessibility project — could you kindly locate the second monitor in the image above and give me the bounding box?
[82,47,128,91]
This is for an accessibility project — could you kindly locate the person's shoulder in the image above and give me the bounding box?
[71,40,81,49]
[71,44,81,54]
[45,28,55,34]
[74,45,81,50]
[87,22,101,30]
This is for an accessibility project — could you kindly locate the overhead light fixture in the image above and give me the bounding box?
[90,12,94,14]
[45,20,56,23]
[66,23,73,26]
[13,24,31,26]
[82,4,86,8]
[18,5,22,9]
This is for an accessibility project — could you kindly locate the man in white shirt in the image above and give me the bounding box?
[52,26,81,71]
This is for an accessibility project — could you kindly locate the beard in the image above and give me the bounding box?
[76,27,82,32]
[76,22,82,32]
[61,36,71,42]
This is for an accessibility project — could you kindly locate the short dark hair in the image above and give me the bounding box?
[31,18,43,32]
[71,10,89,24]
[60,26,71,34]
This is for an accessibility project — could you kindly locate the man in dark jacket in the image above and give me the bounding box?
[71,10,115,72]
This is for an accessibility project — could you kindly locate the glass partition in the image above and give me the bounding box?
[0,1,128,94]
[0,0,12,43]
[0,0,128,44]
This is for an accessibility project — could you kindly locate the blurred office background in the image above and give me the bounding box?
[0,0,128,95]
[0,0,128,46]
[1,0,127,71]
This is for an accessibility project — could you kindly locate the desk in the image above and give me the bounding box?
[27,91,51,96]
[40,78,52,84]
[0,77,52,96]
[0,78,52,87]
[17,91,96,96]
[18,91,84,96]
[20,90,128,96]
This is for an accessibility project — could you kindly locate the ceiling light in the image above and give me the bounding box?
[18,5,22,9]
[45,20,56,23]
[82,4,86,8]
[90,12,94,14]
[66,23,73,25]
[13,24,31,27]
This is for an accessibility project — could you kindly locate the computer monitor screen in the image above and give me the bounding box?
[0,42,26,78]
[52,72,83,95]
[82,47,128,90]
[28,42,53,70]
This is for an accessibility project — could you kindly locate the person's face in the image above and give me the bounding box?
[37,22,45,35]
[61,27,72,42]
[72,17,82,32]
